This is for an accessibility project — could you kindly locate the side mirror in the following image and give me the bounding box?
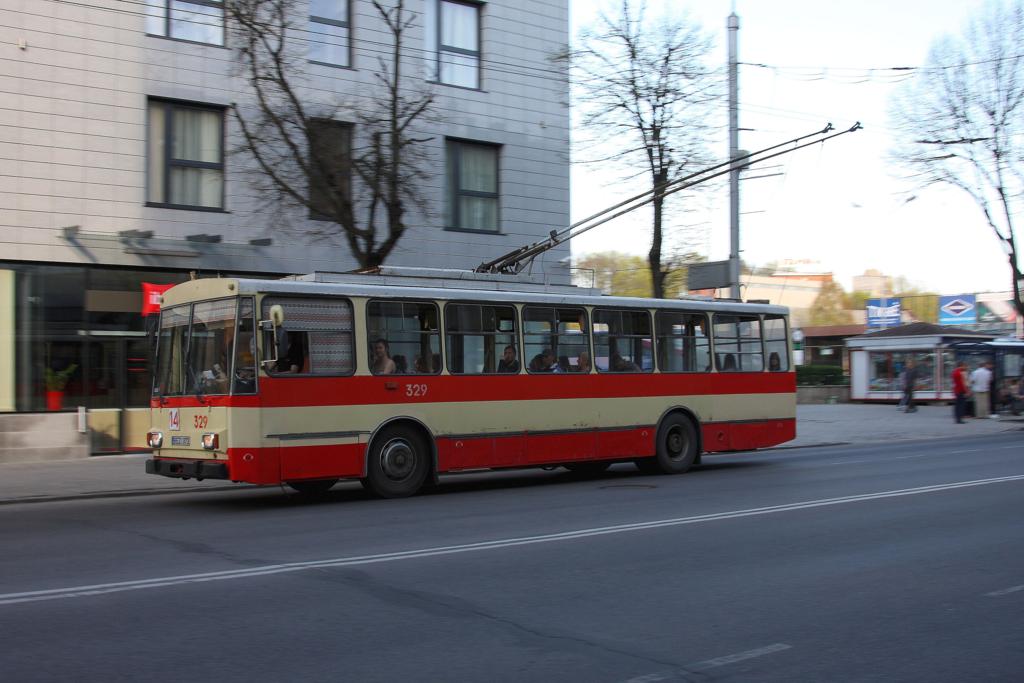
[259,305,287,370]
[270,304,285,327]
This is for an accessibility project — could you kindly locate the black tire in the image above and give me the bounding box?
[363,425,430,498]
[287,479,338,495]
[653,413,698,474]
[564,461,612,476]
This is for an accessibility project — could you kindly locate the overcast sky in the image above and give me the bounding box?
[567,0,1011,295]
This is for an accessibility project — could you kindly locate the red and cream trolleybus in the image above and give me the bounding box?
[145,270,795,497]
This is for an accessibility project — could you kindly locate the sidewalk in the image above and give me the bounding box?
[0,404,1020,505]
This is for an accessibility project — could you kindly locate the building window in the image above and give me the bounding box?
[446,139,499,232]
[438,0,480,88]
[309,0,350,67]
[147,100,225,210]
[145,0,225,46]
[308,119,352,221]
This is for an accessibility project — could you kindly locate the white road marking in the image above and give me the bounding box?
[691,643,792,671]
[2,474,1024,607]
[950,449,986,454]
[985,584,1024,597]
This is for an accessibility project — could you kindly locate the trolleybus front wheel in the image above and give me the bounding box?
[362,425,430,498]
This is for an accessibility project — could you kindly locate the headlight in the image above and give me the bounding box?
[201,433,219,450]
[147,431,164,449]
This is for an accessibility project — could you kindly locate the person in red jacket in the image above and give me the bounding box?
[951,360,970,424]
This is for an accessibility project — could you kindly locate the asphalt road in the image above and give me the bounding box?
[1,434,1022,682]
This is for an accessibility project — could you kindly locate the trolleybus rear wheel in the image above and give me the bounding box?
[363,425,430,498]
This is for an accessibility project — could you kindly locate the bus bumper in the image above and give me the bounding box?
[146,458,230,481]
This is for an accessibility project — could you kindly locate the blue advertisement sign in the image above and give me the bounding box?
[938,294,977,325]
[866,297,901,328]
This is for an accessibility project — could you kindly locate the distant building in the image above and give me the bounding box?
[852,269,894,296]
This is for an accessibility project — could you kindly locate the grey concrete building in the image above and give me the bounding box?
[0,0,570,453]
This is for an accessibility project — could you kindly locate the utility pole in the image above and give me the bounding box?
[728,12,741,300]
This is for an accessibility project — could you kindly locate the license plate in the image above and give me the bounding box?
[171,436,191,447]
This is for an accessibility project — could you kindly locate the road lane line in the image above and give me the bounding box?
[985,585,1024,597]
[3,474,1024,607]
[690,643,792,671]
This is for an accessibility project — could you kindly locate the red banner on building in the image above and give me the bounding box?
[141,283,174,316]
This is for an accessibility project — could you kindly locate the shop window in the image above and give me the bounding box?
[445,303,517,374]
[367,301,441,375]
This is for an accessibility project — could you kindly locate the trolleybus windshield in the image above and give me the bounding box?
[154,297,241,397]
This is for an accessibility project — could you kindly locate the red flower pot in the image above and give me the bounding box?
[46,390,64,411]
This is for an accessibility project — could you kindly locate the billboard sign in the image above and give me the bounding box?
[938,294,976,326]
[866,297,901,328]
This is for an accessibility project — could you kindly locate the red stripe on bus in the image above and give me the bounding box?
[187,418,795,485]
[154,372,796,409]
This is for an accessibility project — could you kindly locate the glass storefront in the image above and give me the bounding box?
[0,262,271,451]
[868,350,936,392]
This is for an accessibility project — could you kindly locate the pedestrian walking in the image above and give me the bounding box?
[952,360,969,424]
[902,358,918,413]
[987,361,998,418]
[969,361,992,419]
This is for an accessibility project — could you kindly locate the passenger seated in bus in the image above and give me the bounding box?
[371,338,396,375]
[558,355,571,372]
[576,351,591,373]
[497,345,520,373]
[278,331,307,373]
[392,354,408,374]
[722,354,737,371]
[768,352,782,371]
[529,348,557,372]
[609,352,639,372]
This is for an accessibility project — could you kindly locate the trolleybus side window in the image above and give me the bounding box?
[367,300,441,375]
[593,309,652,373]
[445,303,518,374]
[261,297,354,376]
[713,314,763,372]
[523,306,588,373]
[763,315,789,372]
[656,311,710,373]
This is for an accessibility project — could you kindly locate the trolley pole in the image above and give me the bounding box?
[728,12,741,300]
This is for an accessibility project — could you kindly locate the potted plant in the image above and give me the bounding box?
[45,364,78,411]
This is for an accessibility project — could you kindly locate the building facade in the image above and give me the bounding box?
[0,0,570,451]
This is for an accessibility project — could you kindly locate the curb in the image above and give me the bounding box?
[0,484,260,506]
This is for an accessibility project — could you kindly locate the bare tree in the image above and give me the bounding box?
[226,0,434,269]
[890,1,1024,316]
[565,0,720,298]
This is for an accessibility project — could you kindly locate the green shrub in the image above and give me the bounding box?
[796,364,847,386]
